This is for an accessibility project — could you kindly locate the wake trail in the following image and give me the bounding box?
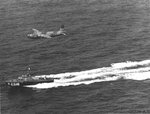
[26,59,150,89]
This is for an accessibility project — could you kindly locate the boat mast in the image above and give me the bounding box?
[27,67,31,77]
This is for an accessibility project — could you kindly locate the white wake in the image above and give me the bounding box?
[26,59,150,89]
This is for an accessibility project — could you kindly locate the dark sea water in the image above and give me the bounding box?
[1,0,150,113]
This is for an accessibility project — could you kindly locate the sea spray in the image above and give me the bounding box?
[26,59,150,89]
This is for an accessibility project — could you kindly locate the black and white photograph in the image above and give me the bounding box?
[1,0,150,113]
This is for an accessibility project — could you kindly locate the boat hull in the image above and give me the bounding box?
[6,78,54,87]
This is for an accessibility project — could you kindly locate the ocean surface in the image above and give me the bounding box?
[1,0,150,113]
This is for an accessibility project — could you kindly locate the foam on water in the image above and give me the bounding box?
[111,60,150,69]
[26,59,150,89]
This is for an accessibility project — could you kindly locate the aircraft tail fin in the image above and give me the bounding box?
[60,24,64,29]
[59,25,66,35]
[59,24,65,31]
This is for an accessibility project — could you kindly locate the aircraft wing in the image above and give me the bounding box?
[32,29,42,35]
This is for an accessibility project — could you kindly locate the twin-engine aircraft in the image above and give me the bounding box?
[27,25,66,39]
